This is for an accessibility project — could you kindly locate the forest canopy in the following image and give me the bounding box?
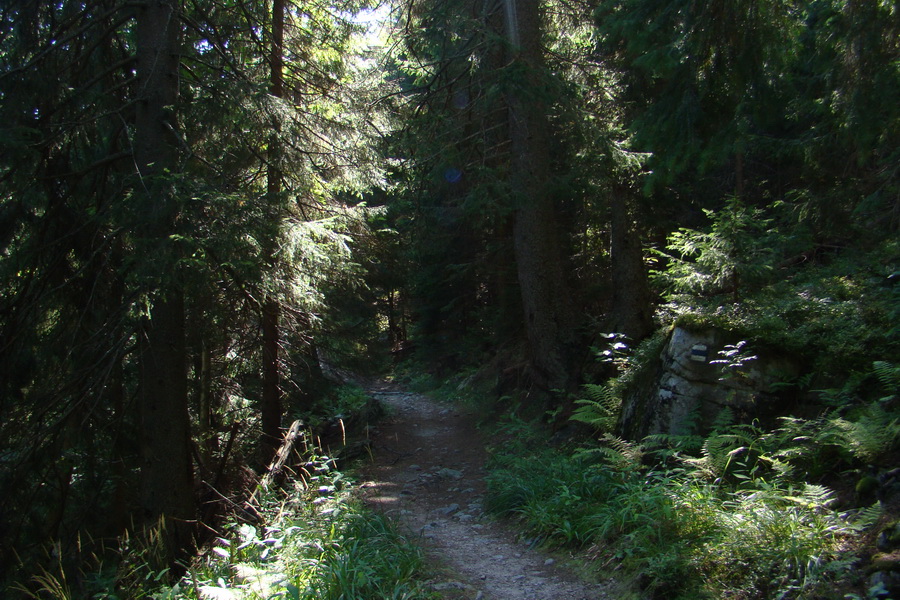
[1,0,898,597]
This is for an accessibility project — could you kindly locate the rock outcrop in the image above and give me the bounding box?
[618,326,800,439]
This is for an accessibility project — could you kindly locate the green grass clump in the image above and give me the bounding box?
[184,469,431,600]
[302,512,430,600]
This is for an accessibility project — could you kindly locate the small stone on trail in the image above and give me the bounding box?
[436,467,464,480]
[420,522,440,533]
[437,503,460,515]
[432,581,466,591]
[544,558,555,566]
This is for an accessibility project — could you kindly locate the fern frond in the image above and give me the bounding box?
[680,454,715,479]
[643,432,705,453]
[783,483,835,509]
[844,503,884,531]
[710,407,736,432]
[872,361,900,400]
[598,433,644,470]
[830,406,900,463]
[761,454,794,479]
[583,383,619,404]
[569,384,621,434]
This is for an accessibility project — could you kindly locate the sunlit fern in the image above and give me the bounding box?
[782,483,836,510]
[575,433,645,471]
[830,404,900,464]
[872,360,900,402]
[842,502,884,532]
[569,383,621,434]
[598,433,644,470]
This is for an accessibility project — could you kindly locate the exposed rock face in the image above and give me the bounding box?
[618,326,799,440]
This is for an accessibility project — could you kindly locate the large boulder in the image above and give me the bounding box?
[618,326,799,439]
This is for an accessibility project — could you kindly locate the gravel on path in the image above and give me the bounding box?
[358,384,612,600]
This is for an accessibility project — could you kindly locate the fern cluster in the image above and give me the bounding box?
[487,428,858,599]
[831,405,900,465]
[485,362,900,599]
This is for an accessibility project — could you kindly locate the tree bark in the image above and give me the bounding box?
[609,186,653,340]
[134,0,195,547]
[261,298,281,451]
[261,0,286,455]
[197,338,215,464]
[503,0,577,395]
[139,295,195,531]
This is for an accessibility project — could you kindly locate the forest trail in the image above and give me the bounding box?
[358,382,612,600]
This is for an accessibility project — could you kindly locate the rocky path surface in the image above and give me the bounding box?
[358,383,611,600]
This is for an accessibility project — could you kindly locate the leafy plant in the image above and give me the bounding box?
[709,340,758,382]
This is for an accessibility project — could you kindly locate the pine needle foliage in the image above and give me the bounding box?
[652,197,776,300]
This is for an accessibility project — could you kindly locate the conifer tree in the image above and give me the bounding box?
[262,0,287,455]
[133,0,196,545]
[389,0,584,394]
[503,0,578,393]
[0,0,385,583]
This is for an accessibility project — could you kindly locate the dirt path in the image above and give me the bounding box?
[358,382,611,600]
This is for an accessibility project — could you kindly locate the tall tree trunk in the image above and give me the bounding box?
[134,0,195,549]
[609,186,653,340]
[110,348,128,534]
[503,0,577,395]
[261,298,281,450]
[139,295,195,533]
[197,338,215,464]
[261,0,286,454]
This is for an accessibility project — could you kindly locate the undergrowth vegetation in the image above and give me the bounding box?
[485,360,900,599]
[652,201,899,380]
[18,454,432,600]
[485,419,875,599]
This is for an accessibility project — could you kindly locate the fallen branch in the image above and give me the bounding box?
[249,420,305,507]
